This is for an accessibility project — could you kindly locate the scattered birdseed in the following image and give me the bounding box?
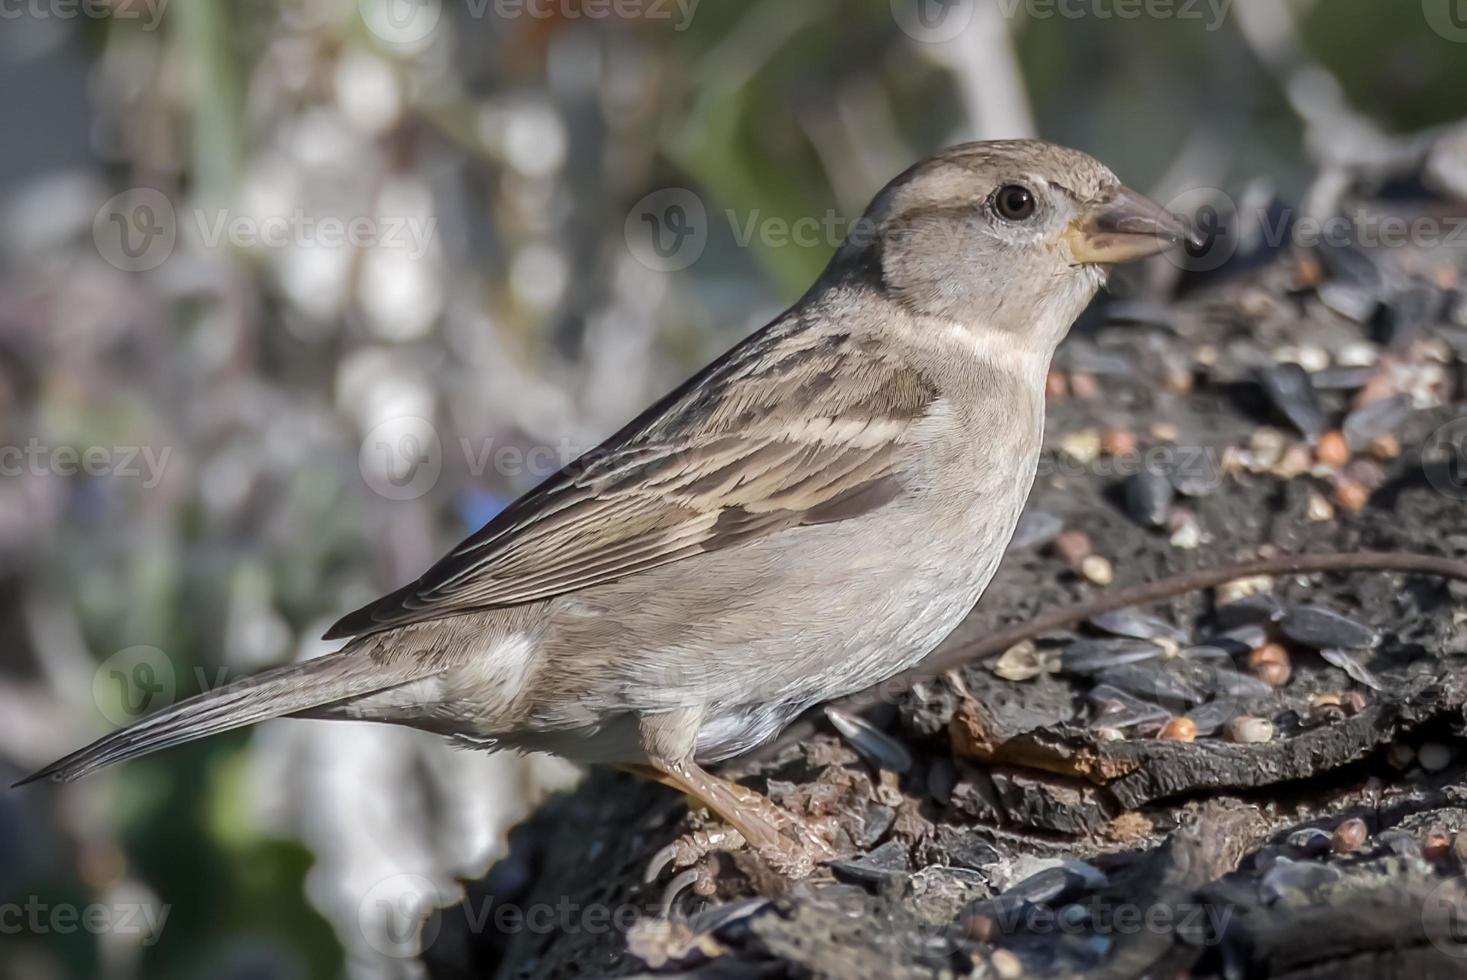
[1331,818,1367,853]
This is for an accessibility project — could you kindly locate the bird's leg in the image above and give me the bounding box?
[639,757,834,881]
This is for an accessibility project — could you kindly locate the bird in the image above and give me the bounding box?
[17,140,1190,877]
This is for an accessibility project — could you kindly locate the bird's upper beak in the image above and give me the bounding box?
[1064,186,1195,266]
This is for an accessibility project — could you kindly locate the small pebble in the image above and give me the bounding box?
[1315,430,1351,467]
[1224,715,1274,744]
[1248,643,1292,687]
[1343,690,1368,715]
[1046,370,1069,400]
[1418,742,1454,773]
[1388,742,1416,770]
[1150,421,1180,442]
[1159,717,1197,742]
[1081,555,1115,587]
[1331,818,1367,853]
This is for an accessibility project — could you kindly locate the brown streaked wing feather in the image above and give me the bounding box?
[324,323,936,639]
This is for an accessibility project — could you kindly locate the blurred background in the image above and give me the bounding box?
[1,0,1465,977]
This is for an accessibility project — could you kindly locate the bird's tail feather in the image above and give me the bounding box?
[13,650,425,787]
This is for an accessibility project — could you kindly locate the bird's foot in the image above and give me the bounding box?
[644,802,835,886]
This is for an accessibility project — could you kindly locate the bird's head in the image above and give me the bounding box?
[831,139,1192,354]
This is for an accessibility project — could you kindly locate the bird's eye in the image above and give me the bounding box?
[993,184,1038,222]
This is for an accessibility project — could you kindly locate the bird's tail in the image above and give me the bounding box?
[13,649,428,787]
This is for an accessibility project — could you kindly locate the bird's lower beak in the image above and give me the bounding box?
[1064,186,1195,266]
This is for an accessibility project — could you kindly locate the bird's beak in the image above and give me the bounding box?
[1063,186,1195,266]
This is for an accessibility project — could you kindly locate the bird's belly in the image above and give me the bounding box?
[519,491,1017,763]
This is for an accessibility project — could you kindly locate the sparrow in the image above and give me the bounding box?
[18,140,1189,877]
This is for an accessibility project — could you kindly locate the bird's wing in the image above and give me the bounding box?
[325,322,938,639]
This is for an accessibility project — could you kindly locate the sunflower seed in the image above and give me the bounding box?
[1319,648,1384,690]
[1088,685,1171,730]
[1009,510,1064,552]
[1310,365,1376,391]
[1342,394,1412,450]
[1089,610,1188,643]
[831,840,911,887]
[1214,593,1284,629]
[1318,281,1380,323]
[1124,470,1175,529]
[1205,669,1275,700]
[1184,699,1240,737]
[1062,639,1166,675]
[1281,606,1379,649]
[1259,364,1327,440]
[1180,643,1235,661]
[1096,663,1207,706]
[824,707,913,774]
